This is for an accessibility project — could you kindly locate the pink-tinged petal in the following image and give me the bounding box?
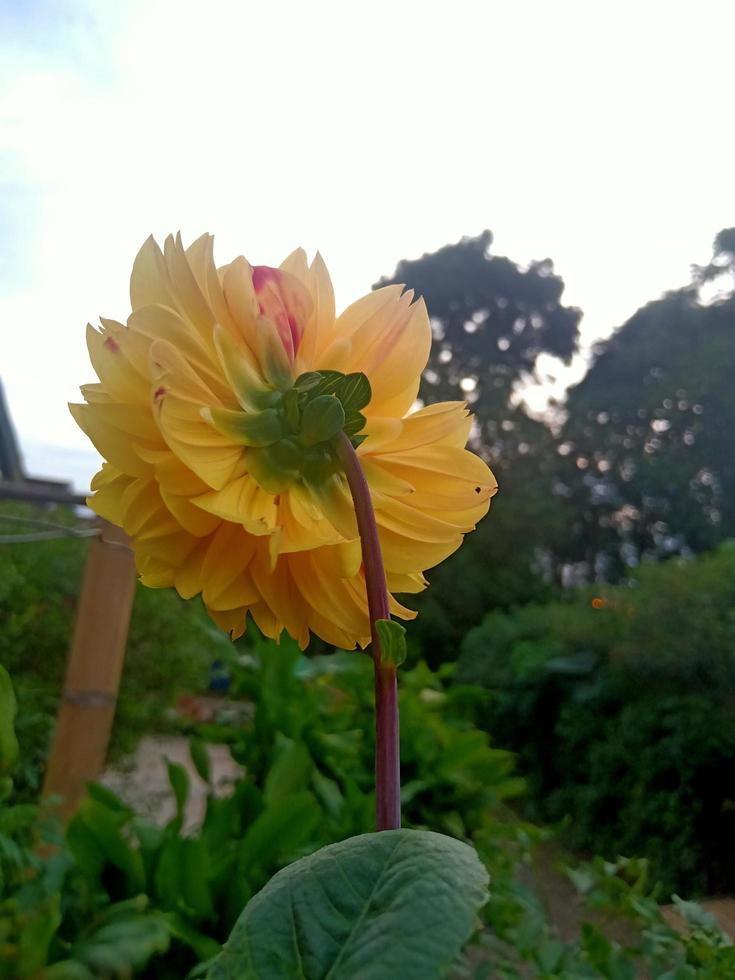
[251,265,313,362]
[86,322,150,406]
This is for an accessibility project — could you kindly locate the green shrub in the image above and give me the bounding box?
[5,643,735,979]
[457,543,735,895]
[1,635,530,977]
[0,502,223,774]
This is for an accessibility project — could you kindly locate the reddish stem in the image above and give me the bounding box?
[337,433,400,831]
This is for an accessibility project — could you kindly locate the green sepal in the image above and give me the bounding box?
[205,407,284,447]
[248,439,304,493]
[213,325,273,412]
[297,370,371,415]
[282,389,301,432]
[309,370,347,398]
[294,372,323,393]
[301,395,346,446]
[255,317,293,390]
[303,446,338,486]
[343,410,367,438]
[375,619,407,668]
[338,373,371,413]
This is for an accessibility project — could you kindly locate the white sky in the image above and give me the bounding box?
[2,0,734,490]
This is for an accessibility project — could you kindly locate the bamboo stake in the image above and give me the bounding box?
[42,519,136,819]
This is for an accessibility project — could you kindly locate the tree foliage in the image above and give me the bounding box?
[561,230,735,573]
[376,231,581,449]
[376,233,581,660]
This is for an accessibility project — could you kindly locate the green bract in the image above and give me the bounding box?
[375,618,407,667]
[205,370,371,493]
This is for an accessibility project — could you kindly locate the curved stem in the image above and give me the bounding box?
[337,433,400,831]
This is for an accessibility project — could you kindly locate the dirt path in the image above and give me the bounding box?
[100,734,242,832]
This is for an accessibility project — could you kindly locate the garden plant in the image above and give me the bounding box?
[2,231,735,978]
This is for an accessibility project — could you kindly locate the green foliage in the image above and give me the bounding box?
[0,666,18,778]
[209,830,489,980]
[463,855,735,979]
[4,629,735,977]
[457,543,735,895]
[561,231,735,570]
[376,231,580,427]
[0,501,222,776]
[0,637,527,978]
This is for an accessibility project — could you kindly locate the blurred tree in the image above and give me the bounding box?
[375,230,581,455]
[560,230,735,575]
[376,232,581,663]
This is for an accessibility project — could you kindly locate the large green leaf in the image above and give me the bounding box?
[208,829,489,980]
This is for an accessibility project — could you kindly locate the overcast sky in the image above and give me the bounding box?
[1,0,733,489]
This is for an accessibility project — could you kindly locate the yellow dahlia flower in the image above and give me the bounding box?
[71,234,497,648]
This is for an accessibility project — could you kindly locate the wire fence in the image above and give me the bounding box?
[0,513,100,544]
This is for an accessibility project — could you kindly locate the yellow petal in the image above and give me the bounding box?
[295,252,336,371]
[130,235,175,310]
[186,234,241,338]
[379,442,496,488]
[87,466,132,524]
[355,417,403,454]
[360,458,415,496]
[373,493,468,544]
[86,322,150,405]
[160,486,221,537]
[155,393,246,490]
[70,403,153,478]
[163,233,216,341]
[209,606,248,640]
[174,538,209,599]
[386,570,428,594]
[377,524,463,574]
[222,256,260,350]
[251,550,308,644]
[130,308,227,400]
[364,402,469,455]
[201,522,257,608]
[193,475,277,534]
[135,445,210,496]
